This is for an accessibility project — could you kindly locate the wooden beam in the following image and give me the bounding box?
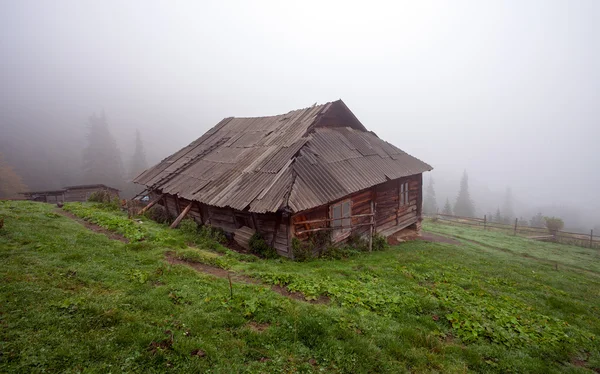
[170,202,193,229]
[293,214,374,226]
[137,194,164,215]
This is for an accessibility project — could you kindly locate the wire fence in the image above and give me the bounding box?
[425,213,600,250]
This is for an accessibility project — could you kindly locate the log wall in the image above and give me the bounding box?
[158,172,423,258]
[160,194,291,257]
[291,173,423,245]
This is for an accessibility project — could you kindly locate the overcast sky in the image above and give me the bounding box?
[1,0,599,216]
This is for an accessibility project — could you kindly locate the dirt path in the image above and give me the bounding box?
[55,208,129,243]
[420,232,462,246]
[165,253,329,304]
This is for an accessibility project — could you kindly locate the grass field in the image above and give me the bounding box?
[1,201,599,373]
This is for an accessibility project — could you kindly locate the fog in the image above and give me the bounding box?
[1,1,599,230]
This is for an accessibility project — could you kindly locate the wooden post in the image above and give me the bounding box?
[170,202,193,229]
[591,229,594,248]
[137,194,164,215]
[175,196,181,215]
[484,215,487,230]
[514,218,518,236]
[368,200,375,252]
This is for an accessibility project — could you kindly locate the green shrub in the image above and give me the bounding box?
[544,216,564,234]
[346,234,368,252]
[144,205,173,224]
[292,237,313,262]
[198,225,228,244]
[178,218,198,236]
[372,233,388,251]
[320,244,361,260]
[248,233,278,259]
[88,191,120,210]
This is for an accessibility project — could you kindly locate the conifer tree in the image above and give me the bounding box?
[502,187,514,222]
[128,129,148,180]
[442,198,453,215]
[453,170,476,217]
[494,207,502,223]
[82,112,124,189]
[423,176,438,215]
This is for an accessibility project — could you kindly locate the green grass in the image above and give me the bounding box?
[424,220,600,274]
[1,201,599,373]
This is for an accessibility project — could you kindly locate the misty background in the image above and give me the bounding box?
[1,1,599,232]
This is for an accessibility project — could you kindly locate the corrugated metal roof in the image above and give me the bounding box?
[134,100,432,213]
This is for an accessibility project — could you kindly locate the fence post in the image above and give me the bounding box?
[514,218,518,236]
[591,229,594,249]
[484,215,487,230]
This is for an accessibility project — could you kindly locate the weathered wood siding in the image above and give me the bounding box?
[160,193,291,257]
[157,172,422,258]
[64,187,119,202]
[291,173,423,244]
[375,174,421,236]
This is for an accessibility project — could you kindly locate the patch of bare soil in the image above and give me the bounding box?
[420,232,462,246]
[164,253,329,304]
[246,321,270,332]
[55,208,129,243]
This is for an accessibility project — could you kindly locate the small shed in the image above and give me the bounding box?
[134,100,432,257]
[22,184,120,203]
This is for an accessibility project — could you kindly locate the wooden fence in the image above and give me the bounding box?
[426,213,600,249]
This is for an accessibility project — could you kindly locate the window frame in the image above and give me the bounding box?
[399,181,409,206]
[330,199,352,240]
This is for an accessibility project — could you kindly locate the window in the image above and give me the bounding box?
[331,199,351,239]
[399,182,409,206]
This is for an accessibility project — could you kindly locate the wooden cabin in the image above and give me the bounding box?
[134,100,432,258]
[21,184,119,203]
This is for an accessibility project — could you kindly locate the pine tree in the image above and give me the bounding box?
[423,176,438,215]
[82,112,124,189]
[0,152,28,198]
[530,212,544,228]
[502,187,514,222]
[494,207,502,223]
[442,198,453,215]
[453,170,476,217]
[128,129,148,180]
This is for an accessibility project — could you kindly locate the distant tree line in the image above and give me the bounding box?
[422,172,593,233]
[0,111,148,199]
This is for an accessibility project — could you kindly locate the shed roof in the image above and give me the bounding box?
[134,100,432,213]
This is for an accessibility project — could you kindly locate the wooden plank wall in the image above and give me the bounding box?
[64,187,118,202]
[161,193,291,256]
[291,173,423,243]
[375,175,420,236]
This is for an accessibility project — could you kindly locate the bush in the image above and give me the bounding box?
[544,216,564,234]
[372,233,388,251]
[320,245,361,260]
[0,217,3,230]
[292,237,313,262]
[346,234,369,252]
[178,218,198,236]
[248,233,278,259]
[198,225,228,244]
[88,191,120,210]
[144,205,173,224]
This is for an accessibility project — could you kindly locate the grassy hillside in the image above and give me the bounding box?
[1,201,599,373]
